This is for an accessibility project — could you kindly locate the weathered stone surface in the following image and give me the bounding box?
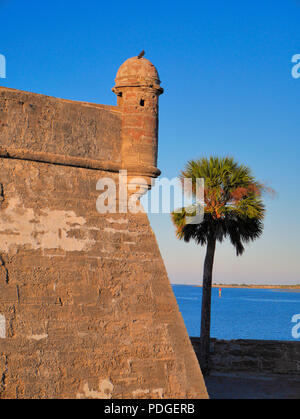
[191,337,300,377]
[0,56,208,399]
[0,87,122,165]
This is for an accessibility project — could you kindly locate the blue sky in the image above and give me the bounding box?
[1,0,300,284]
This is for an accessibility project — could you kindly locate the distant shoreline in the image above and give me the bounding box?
[212,284,300,289]
[173,283,300,290]
[182,284,300,289]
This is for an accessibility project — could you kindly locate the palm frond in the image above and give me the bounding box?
[171,156,268,256]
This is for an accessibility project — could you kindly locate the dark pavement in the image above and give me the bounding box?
[205,373,300,399]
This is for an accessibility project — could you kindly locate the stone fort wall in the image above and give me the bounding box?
[191,337,300,377]
[0,56,208,399]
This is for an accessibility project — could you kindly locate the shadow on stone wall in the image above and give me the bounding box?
[191,337,300,399]
[191,337,300,377]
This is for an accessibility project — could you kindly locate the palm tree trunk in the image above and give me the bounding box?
[200,235,216,375]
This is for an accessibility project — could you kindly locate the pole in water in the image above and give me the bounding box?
[219,287,222,298]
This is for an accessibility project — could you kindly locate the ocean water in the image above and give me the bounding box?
[172,284,300,341]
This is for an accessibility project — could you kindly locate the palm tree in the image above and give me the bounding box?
[171,156,268,375]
